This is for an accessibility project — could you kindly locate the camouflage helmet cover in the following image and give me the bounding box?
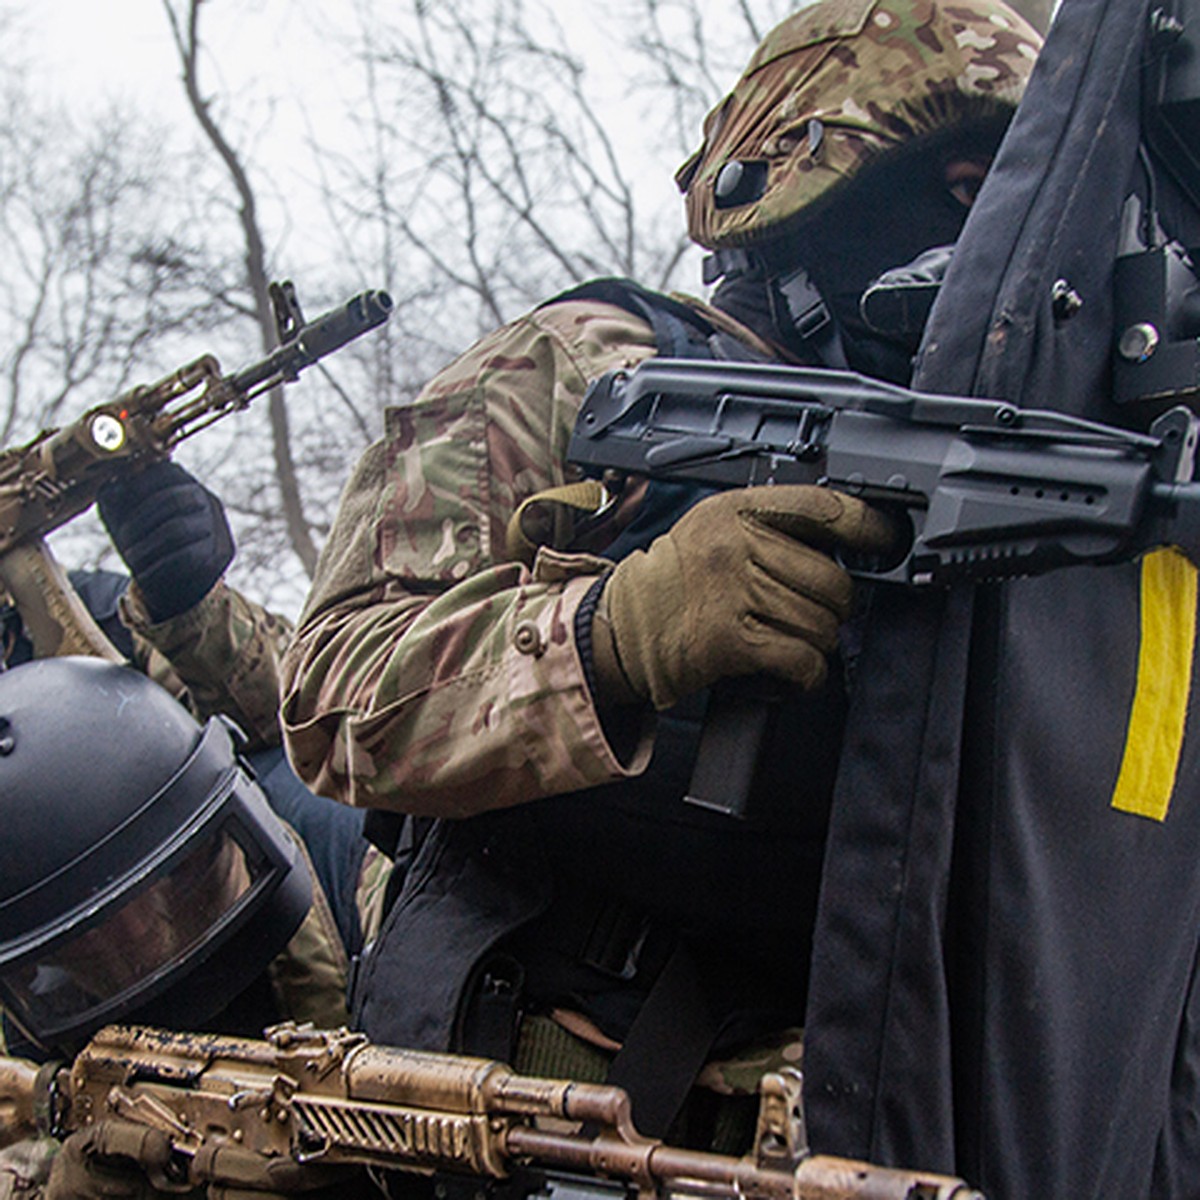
[677,0,1043,250]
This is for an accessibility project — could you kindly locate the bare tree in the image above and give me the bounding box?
[619,0,794,161]
[0,91,225,449]
[316,0,715,362]
[162,0,319,578]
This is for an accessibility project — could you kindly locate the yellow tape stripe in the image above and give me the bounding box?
[1111,549,1198,822]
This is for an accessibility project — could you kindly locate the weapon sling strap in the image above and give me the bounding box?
[544,276,722,358]
[598,940,722,1139]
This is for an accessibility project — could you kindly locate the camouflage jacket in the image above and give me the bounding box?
[281,298,675,815]
[281,294,786,813]
[120,578,292,750]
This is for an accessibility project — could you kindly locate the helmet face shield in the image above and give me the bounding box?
[0,820,262,1040]
[0,659,312,1051]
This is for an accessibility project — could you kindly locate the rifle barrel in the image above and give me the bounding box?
[229,289,393,394]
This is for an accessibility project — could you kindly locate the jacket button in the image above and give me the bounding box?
[513,620,545,657]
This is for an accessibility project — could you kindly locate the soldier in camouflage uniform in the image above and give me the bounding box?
[0,463,393,1199]
[0,462,391,1050]
[280,0,1040,1155]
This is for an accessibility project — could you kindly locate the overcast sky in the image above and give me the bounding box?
[14,1,706,279]
[19,3,362,200]
[23,3,314,113]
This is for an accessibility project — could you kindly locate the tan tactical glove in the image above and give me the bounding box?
[47,1123,172,1200]
[590,485,897,711]
[190,1141,356,1200]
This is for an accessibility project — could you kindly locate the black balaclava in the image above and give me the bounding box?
[712,118,1010,383]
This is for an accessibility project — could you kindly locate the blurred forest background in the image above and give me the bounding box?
[0,0,1053,616]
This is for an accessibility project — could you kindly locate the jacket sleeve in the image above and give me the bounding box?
[121,579,294,750]
[280,301,658,816]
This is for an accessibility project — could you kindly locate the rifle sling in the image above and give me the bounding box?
[599,940,721,1140]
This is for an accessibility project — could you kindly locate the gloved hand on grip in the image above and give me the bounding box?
[189,1140,356,1200]
[46,1122,174,1200]
[97,460,235,624]
[47,1122,356,1200]
[589,485,898,711]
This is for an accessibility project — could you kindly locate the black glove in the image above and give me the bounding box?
[97,461,235,623]
[858,243,955,350]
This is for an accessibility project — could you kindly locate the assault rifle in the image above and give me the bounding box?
[0,1022,981,1200]
[566,358,1200,814]
[0,283,392,661]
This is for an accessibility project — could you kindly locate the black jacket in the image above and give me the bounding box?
[804,2,1200,1196]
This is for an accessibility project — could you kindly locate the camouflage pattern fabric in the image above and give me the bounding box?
[515,1011,806,1099]
[281,299,669,815]
[121,579,294,750]
[264,837,391,1029]
[677,0,1041,250]
[353,845,392,945]
[0,1138,57,1200]
[696,1027,806,1096]
[267,828,353,1029]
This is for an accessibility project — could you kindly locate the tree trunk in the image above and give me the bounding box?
[164,0,319,578]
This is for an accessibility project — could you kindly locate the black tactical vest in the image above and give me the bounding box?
[352,280,847,1134]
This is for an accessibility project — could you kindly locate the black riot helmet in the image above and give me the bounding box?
[0,657,311,1053]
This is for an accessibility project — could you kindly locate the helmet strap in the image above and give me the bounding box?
[707,247,849,369]
[769,265,849,369]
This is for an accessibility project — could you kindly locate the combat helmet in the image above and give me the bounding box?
[677,0,1043,253]
[0,657,311,1052]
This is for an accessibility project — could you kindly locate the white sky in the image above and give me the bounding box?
[19,3,357,200]
[13,1,700,285]
[23,3,307,112]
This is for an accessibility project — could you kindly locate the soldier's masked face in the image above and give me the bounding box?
[767,122,1006,380]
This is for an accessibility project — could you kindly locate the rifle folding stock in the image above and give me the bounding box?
[0,1022,981,1200]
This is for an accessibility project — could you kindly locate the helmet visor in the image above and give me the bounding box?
[0,822,265,1039]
